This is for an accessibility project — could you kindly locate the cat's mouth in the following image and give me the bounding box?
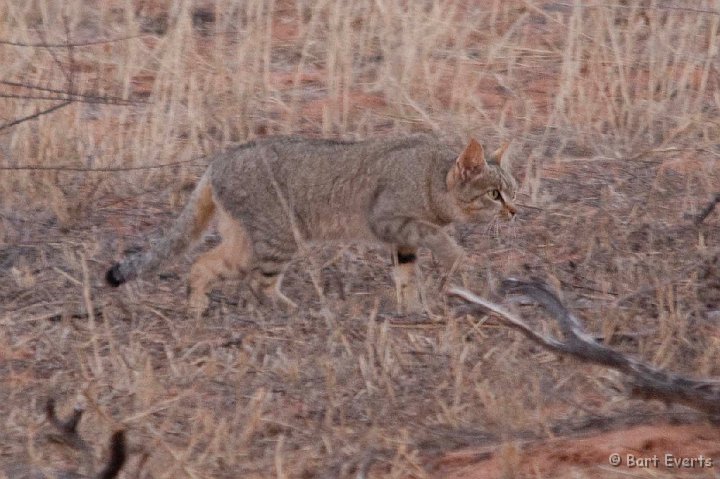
[498,205,517,221]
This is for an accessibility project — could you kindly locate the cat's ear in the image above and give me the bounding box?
[491,141,511,170]
[447,138,486,190]
[457,138,486,175]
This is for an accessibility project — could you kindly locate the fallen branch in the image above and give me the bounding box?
[46,398,127,479]
[449,279,720,416]
[3,398,128,479]
[694,193,720,225]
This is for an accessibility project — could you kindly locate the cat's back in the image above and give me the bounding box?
[211,134,448,190]
[216,133,444,166]
[208,134,453,234]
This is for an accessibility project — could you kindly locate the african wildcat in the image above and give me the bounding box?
[106,134,517,312]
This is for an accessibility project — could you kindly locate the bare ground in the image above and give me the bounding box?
[2,1,720,478]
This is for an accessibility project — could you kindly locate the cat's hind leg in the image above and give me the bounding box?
[248,239,297,309]
[188,210,252,313]
[248,268,296,309]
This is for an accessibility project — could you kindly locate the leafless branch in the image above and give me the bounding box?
[0,80,144,104]
[0,33,150,48]
[694,193,720,225]
[45,398,127,479]
[46,397,95,473]
[36,26,72,87]
[0,101,72,132]
[554,2,720,16]
[63,15,76,97]
[95,431,127,479]
[0,23,149,133]
[0,81,147,107]
[449,279,720,416]
[0,155,208,172]
[0,92,142,105]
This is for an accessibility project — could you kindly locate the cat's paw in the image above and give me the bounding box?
[397,283,424,314]
[187,290,210,317]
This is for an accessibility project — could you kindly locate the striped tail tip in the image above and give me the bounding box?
[105,263,126,287]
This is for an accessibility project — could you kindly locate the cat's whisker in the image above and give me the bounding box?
[515,202,543,211]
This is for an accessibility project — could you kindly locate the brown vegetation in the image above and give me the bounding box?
[1,1,719,477]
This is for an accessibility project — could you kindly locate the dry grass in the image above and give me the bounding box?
[1,1,720,478]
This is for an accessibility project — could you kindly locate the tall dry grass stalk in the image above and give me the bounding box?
[1,1,717,211]
[553,1,720,157]
[1,2,720,478]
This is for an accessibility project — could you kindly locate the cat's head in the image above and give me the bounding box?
[446,138,517,222]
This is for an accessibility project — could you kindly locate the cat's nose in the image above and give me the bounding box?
[503,203,517,219]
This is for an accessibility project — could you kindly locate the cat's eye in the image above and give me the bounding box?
[490,189,501,201]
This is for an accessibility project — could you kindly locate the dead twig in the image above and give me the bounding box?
[0,79,147,105]
[45,398,90,453]
[0,33,149,48]
[0,155,208,172]
[553,2,720,16]
[0,92,141,105]
[44,398,127,479]
[0,101,72,132]
[0,22,148,134]
[694,193,720,225]
[449,279,720,416]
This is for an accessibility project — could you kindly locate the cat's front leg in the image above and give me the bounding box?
[372,215,465,280]
[422,232,465,274]
[393,246,423,313]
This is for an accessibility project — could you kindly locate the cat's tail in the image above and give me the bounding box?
[105,169,216,287]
